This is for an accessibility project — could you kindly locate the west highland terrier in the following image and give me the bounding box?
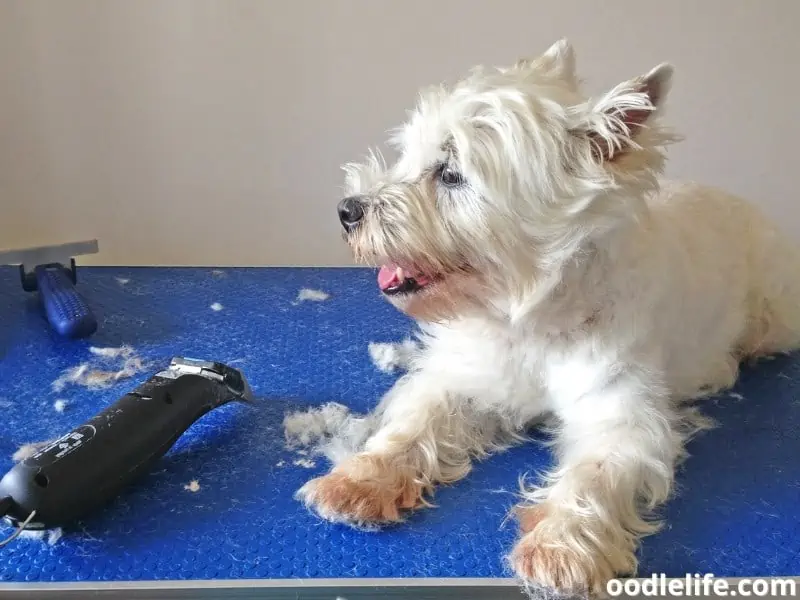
[298,39,800,596]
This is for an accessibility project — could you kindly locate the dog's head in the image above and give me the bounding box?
[337,39,677,321]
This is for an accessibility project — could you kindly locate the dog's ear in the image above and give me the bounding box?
[571,63,673,162]
[512,39,577,85]
[536,38,576,81]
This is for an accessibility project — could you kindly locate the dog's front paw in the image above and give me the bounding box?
[510,505,636,598]
[296,455,424,526]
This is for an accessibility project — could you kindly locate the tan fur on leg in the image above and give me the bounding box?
[297,453,427,525]
[515,504,549,534]
[510,503,639,597]
[511,525,612,597]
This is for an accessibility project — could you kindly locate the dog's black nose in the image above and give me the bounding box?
[337,196,365,231]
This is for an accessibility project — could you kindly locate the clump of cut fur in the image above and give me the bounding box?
[283,402,375,465]
[295,288,330,302]
[13,440,52,462]
[52,346,146,392]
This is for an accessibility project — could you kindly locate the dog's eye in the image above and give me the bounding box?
[439,166,464,187]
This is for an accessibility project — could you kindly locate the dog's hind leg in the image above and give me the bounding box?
[739,227,800,359]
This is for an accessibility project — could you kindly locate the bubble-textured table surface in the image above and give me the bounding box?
[0,267,797,597]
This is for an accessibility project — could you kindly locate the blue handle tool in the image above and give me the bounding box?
[0,239,100,339]
[20,261,98,338]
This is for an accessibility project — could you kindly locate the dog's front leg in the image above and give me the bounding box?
[511,374,684,597]
[297,371,483,526]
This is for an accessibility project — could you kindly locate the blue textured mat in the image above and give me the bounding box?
[0,266,798,583]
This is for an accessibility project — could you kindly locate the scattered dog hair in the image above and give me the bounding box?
[52,346,146,392]
[293,458,317,469]
[47,528,63,545]
[53,399,68,413]
[52,358,145,391]
[729,392,745,400]
[18,530,45,542]
[295,288,330,303]
[183,480,201,493]
[18,528,64,546]
[368,339,419,373]
[89,345,134,359]
[210,302,224,311]
[211,269,226,277]
[12,440,52,462]
[276,460,286,468]
[115,277,130,285]
[283,402,374,465]
[52,363,89,392]
[283,402,351,449]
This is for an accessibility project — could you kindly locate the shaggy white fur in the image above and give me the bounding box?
[297,39,800,597]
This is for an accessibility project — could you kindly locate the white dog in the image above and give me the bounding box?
[298,39,800,596]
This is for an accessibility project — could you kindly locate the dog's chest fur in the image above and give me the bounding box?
[417,315,619,423]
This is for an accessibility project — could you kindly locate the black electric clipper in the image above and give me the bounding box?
[0,357,254,539]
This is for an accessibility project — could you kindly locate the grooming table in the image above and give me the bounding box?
[0,266,798,599]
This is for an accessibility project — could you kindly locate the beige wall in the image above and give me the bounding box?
[0,0,797,267]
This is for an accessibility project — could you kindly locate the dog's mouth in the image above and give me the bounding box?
[377,263,442,296]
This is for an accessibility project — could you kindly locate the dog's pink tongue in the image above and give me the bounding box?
[378,264,401,290]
